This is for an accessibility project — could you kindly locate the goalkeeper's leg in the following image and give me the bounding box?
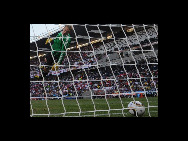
[41,53,54,78]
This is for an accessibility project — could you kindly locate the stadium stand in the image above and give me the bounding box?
[30,25,158,100]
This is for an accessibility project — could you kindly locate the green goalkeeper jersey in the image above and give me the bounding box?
[52,32,71,65]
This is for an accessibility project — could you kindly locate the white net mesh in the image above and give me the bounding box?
[30,24,158,117]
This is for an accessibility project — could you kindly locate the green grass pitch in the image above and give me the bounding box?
[30,97,158,117]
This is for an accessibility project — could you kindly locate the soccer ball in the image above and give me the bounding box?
[128,101,145,116]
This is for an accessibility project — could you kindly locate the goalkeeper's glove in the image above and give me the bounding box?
[51,63,59,71]
[45,38,53,44]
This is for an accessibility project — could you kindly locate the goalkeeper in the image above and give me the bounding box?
[42,25,72,77]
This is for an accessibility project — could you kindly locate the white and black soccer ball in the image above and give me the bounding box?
[128,101,145,116]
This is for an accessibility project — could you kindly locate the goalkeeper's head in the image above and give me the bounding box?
[62,25,73,35]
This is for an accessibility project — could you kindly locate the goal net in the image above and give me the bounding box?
[30,24,158,117]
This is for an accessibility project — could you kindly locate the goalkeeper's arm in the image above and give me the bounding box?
[52,25,72,69]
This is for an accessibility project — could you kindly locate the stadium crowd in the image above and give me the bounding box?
[30,56,158,99]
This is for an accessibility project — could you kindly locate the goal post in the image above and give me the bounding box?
[30,24,158,117]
